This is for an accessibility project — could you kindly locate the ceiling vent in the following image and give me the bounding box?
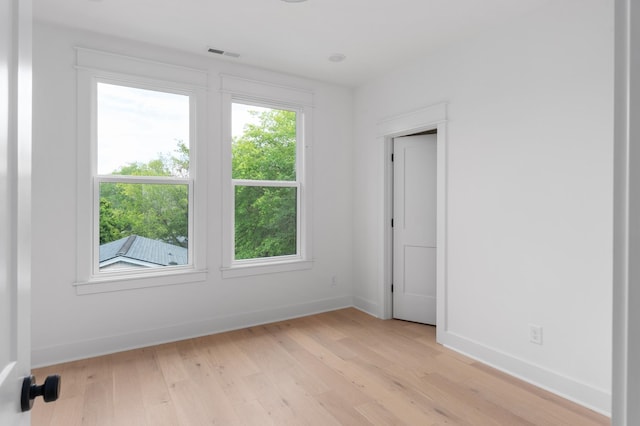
[207,47,240,58]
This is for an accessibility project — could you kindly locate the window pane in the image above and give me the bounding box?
[232,103,296,181]
[234,185,297,260]
[99,182,189,271]
[97,83,189,176]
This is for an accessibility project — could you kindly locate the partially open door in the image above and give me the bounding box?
[0,1,33,424]
[392,134,437,325]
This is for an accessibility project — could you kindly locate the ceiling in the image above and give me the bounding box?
[33,0,548,87]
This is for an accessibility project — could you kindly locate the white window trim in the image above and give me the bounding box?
[74,48,208,295]
[220,75,313,278]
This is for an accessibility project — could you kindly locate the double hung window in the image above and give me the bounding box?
[96,82,192,272]
[75,48,207,293]
[232,102,299,260]
[222,76,313,276]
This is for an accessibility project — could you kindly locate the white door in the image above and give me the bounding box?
[0,0,32,424]
[393,134,437,325]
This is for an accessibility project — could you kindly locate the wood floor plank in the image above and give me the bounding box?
[262,321,307,354]
[155,344,190,385]
[202,333,261,379]
[232,398,275,426]
[242,372,300,425]
[133,347,180,426]
[354,400,406,426]
[234,326,298,374]
[284,344,373,407]
[81,379,115,426]
[314,390,374,425]
[336,336,395,367]
[167,378,235,426]
[177,349,241,425]
[111,353,147,425]
[266,365,342,426]
[31,308,609,426]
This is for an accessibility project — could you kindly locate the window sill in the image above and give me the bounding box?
[221,259,313,278]
[74,269,208,295]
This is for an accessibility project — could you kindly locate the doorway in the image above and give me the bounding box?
[377,102,447,336]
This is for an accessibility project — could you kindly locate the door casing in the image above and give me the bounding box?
[377,103,447,341]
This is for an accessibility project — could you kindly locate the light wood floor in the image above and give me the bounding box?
[31,308,609,425]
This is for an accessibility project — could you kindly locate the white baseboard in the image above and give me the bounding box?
[32,295,354,368]
[440,330,611,417]
[353,296,379,317]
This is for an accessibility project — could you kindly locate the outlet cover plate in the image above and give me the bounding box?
[529,324,543,345]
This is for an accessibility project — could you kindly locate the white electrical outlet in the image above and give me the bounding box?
[331,276,337,287]
[529,324,543,345]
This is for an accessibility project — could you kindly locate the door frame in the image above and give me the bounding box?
[377,103,447,340]
[613,0,639,423]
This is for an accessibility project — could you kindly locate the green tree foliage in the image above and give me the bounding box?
[99,198,122,244]
[99,141,189,247]
[233,108,297,259]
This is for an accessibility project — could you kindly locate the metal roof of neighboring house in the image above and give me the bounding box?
[99,235,188,267]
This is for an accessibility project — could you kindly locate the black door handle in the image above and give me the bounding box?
[21,374,61,412]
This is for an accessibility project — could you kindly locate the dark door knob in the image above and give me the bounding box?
[21,374,61,412]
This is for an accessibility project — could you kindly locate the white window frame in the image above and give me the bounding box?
[221,75,313,277]
[74,48,208,294]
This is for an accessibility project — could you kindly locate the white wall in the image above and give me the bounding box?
[31,22,354,366]
[353,0,613,415]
